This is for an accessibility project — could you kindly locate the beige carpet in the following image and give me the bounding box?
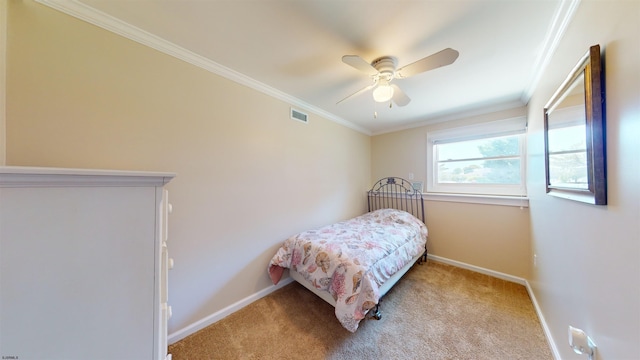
[168,260,552,359]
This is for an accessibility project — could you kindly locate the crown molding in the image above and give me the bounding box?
[521,0,581,102]
[34,0,370,136]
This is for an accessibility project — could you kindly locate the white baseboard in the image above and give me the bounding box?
[427,254,560,360]
[427,254,526,285]
[524,281,562,360]
[167,277,294,344]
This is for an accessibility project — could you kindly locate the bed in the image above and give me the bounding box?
[268,177,428,332]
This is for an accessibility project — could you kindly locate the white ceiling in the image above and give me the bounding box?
[40,0,576,135]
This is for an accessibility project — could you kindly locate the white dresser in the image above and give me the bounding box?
[0,167,175,360]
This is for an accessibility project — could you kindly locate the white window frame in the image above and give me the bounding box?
[426,117,528,198]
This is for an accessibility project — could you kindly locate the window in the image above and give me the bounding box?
[426,117,527,197]
[546,105,588,189]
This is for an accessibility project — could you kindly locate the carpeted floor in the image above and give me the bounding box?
[168,260,553,359]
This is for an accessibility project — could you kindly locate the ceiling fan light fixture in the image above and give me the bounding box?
[373,84,394,102]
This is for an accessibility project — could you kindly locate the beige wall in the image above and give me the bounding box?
[0,0,6,165]
[372,107,532,278]
[425,201,530,276]
[6,1,371,335]
[527,1,639,358]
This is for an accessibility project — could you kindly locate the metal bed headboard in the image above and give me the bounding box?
[367,177,425,224]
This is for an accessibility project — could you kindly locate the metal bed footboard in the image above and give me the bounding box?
[368,177,425,223]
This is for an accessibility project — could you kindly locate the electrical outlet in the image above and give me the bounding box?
[533,254,537,267]
[568,326,596,358]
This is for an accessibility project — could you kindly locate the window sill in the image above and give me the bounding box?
[423,193,529,207]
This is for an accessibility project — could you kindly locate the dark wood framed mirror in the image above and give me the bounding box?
[544,44,606,205]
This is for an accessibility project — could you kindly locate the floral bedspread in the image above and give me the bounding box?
[267,208,428,332]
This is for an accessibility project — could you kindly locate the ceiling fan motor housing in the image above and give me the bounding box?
[372,56,397,82]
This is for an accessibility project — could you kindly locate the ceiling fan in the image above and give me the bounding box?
[337,48,459,107]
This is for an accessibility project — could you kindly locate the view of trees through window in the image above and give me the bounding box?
[436,135,521,185]
[547,124,588,188]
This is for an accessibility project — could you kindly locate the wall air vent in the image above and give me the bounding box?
[290,108,308,124]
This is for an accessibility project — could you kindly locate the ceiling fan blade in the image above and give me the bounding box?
[391,84,411,106]
[342,55,379,76]
[395,48,459,79]
[337,82,376,104]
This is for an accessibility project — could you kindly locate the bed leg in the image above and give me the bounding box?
[419,247,428,265]
[371,304,382,320]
